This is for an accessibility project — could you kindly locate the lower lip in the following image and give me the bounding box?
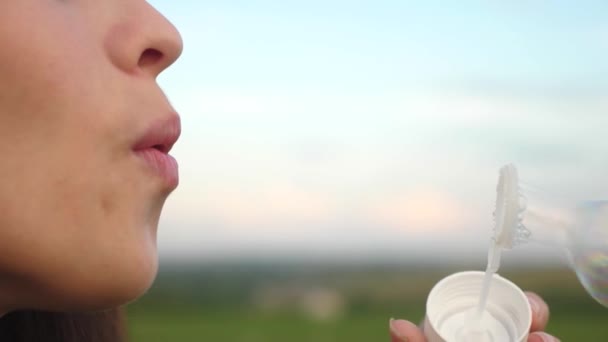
[134,149,179,188]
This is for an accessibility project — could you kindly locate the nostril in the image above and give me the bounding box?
[138,48,164,69]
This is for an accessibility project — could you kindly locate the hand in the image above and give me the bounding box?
[389,292,560,342]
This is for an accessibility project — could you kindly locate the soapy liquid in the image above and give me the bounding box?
[456,240,502,342]
[451,309,509,342]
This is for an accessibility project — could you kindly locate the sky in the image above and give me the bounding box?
[147,0,608,265]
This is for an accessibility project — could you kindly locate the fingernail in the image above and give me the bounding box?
[527,293,543,319]
[389,318,409,342]
[528,295,540,317]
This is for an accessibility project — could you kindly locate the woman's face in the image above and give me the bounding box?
[0,0,182,313]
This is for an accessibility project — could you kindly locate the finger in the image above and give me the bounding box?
[389,318,427,342]
[527,331,561,342]
[525,292,550,332]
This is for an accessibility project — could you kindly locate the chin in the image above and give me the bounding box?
[33,243,160,313]
[80,214,163,310]
[82,249,159,311]
[93,256,159,310]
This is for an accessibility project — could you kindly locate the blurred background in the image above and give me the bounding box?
[130,0,608,340]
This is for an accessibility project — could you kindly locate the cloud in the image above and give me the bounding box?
[195,183,337,228]
[158,84,607,260]
[365,189,477,234]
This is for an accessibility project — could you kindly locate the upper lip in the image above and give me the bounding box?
[133,114,181,154]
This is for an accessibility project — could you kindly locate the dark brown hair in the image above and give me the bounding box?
[0,308,126,342]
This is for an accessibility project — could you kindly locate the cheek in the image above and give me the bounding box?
[0,94,160,311]
[0,170,160,311]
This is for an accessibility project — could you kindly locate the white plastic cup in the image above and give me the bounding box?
[423,271,532,342]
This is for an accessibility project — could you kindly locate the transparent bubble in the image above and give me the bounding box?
[493,165,608,308]
[567,201,608,307]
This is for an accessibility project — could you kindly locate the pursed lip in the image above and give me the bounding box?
[132,114,181,188]
[133,114,181,153]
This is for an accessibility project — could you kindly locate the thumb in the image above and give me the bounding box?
[389,318,427,342]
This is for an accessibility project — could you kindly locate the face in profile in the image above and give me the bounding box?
[0,0,183,313]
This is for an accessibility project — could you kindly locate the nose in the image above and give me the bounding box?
[106,2,183,78]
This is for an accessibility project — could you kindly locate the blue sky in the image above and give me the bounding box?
[148,1,607,264]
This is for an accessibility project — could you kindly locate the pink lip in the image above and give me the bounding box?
[133,114,181,188]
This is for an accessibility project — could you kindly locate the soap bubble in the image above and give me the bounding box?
[568,201,608,307]
[493,165,608,308]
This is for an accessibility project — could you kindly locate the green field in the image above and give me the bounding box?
[126,264,608,341]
